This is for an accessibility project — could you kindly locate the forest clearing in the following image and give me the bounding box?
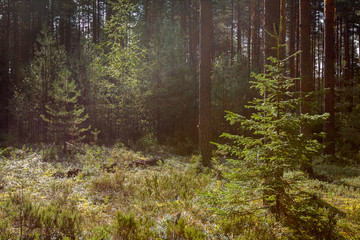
[1,144,360,239]
[1,0,360,238]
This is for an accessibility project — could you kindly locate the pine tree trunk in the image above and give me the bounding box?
[252,0,260,72]
[247,1,252,74]
[264,0,280,67]
[230,0,234,65]
[295,3,300,79]
[93,0,97,43]
[300,0,313,112]
[344,21,352,112]
[300,0,314,175]
[280,0,286,60]
[199,0,213,167]
[236,0,242,55]
[189,0,200,144]
[0,0,10,136]
[289,0,296,78]
[324,0,335,155]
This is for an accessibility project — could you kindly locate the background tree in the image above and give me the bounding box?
[300,0,313,173]
[0,0,359,162]
[199,0,213,166]
[264,0,280,66]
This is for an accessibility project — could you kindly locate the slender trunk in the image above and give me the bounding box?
[300,0,313,112]
[335,18,340,78]
[230,0,234,65]
[189,0,200,143]
[351,25,355,81]
[252,0,260,72]
[180,0,187,41]
[324,0,335,155]
[344,21,352,111]
[295,3,300,79]
[339,18,343,80]
[236,0,242,55]
[93,0,97,43]
[199,0,213,167]
[280,0,286,60]
[300,0,314,174]
[289,0,296,78]
[264,0,280,68]
[247,1,252,74]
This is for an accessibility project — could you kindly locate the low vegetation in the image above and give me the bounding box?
[0,145,360,239]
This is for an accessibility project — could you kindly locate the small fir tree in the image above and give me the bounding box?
[214,33,341,237]
[41,68,89,152]
[12,26,67,142]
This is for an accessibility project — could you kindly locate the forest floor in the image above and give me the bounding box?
[1,144,360,239]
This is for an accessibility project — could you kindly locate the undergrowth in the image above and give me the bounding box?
[0,145,360,239]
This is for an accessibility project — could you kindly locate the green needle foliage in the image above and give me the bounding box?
[214,34,341,237]
[41,68,89,151]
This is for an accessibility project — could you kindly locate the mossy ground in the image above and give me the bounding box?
[0,145,360,239]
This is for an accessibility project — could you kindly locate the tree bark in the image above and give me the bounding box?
[289,0,296,78]
[247,1,252,74]
[189,0,200,144]
[264,0,280,67]
[93,0,98,44]
[280,0,286,60]
[252,0,261,72]
[300,0,314,174]
[236,0,242,55]
[344,21,352,111]
[300,0,313,114]
[324,0,336,155]
[230,0,234,65]
[199,0,213,167]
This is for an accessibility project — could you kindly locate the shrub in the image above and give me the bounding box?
[112,212,154,240]
[2,194,81,239]
[166,218,206,240]
[213,33,340,238]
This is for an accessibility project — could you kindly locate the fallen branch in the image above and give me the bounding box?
[131,156,164,167]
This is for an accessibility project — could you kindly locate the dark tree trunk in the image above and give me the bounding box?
[300,0,313,174]
[247,1,252,74]
[300,0,313,111]
[344,21,353,112]
[230,0,234,65]
[264,0,280,67]
[295,2,300,79]
[236,0,242,55]
[199,0,213,167]
[0,0,10,136]
[93,0,98,43]
[252,0,261,72]
[324,0,335,155]
[189,0,200,143]
[280,0,286,60]
[180,0,187,41]
[289,0,296,78]
[65,19,71,52]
